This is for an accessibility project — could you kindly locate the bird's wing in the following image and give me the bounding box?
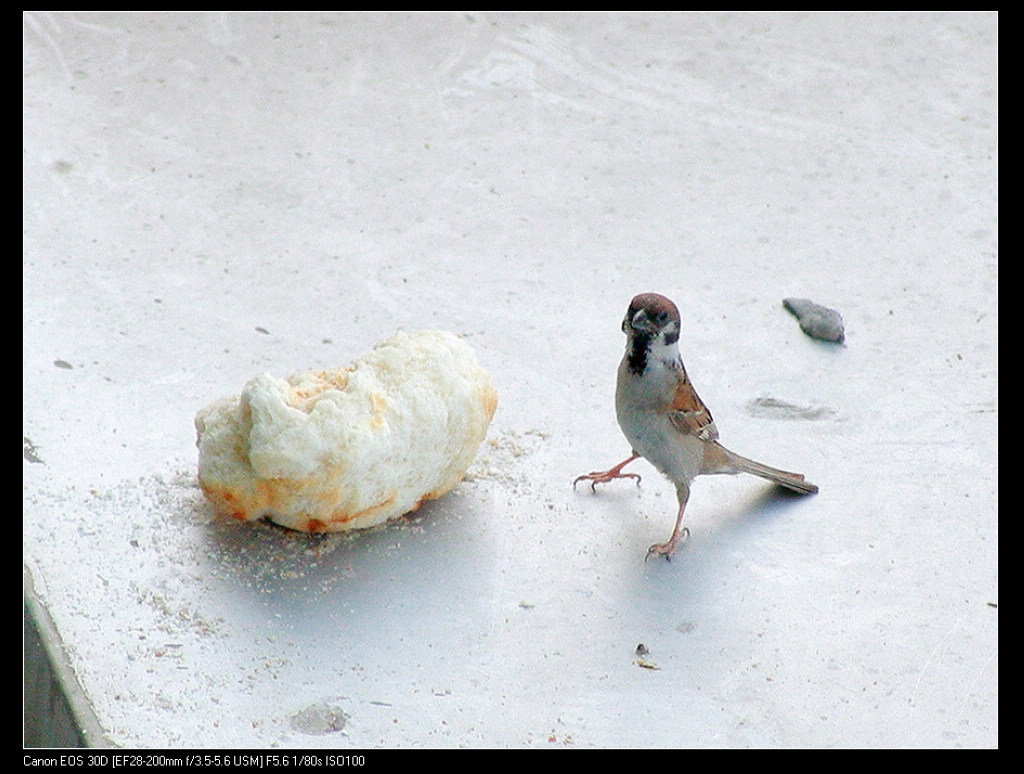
[666,359,719,442]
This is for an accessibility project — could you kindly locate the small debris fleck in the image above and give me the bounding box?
[634,643,660,670]
[783,298,845,343]
[24,437,44,464]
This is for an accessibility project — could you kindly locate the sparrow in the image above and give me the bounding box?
[575,293,818,559]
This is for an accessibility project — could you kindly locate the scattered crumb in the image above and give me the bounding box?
[634,642,660,670]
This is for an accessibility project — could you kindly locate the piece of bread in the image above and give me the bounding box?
[195,330,498,532]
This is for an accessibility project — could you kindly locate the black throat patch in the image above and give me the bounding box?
[626,333,652,375]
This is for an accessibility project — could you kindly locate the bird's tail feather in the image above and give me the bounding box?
[717,446,819,494]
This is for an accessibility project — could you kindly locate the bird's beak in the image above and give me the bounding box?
[626,309,653,334]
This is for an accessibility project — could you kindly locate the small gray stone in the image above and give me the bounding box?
[783,298,845,343]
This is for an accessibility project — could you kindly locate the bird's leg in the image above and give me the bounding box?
[646,484,690,560]
[573,453,642,490]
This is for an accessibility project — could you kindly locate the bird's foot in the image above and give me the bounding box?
[645,527,690,561]
[572,469,642,491]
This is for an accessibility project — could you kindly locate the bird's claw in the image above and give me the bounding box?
[572,471,642,491]
[645,528,690,561]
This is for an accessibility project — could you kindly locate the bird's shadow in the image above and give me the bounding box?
[701,481,816,542]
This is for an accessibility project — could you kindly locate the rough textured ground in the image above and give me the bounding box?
[24,12,997,748]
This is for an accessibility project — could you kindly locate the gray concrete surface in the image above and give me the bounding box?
[24,12,997,748]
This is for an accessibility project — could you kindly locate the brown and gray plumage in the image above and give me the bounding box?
[575,293,817,559]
